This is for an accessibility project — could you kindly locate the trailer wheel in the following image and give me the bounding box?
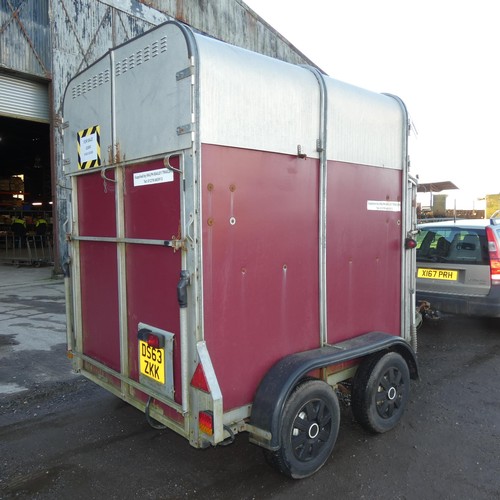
[351,351,410,434]
[264,379,340,479]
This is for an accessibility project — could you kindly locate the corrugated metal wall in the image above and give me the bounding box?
[51,0,169,92]
[51,0,320,270]
[0,0,318,269]
[51,1,170,270]
[144,0,316,66]
[0,0,51,77]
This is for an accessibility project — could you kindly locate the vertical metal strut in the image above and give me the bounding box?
[304,66,329,347]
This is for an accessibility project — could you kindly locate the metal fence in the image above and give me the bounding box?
[1,234,53,267]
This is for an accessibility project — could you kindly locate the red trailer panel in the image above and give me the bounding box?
[326,161,403,343]
[79,240,120,371]
[201,144,320,410]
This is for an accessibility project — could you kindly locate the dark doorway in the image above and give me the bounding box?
[0,115,51,209]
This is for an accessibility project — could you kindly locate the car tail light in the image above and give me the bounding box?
[486,227,500,285]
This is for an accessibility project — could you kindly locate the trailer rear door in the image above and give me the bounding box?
[72,156,184,406]
[63,22,197,424]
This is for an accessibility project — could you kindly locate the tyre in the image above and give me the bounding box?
[351,351,410,434]
[264,379,340,479]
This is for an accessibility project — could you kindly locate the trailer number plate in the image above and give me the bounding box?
[139,341,165,384]
[417,268,458,281]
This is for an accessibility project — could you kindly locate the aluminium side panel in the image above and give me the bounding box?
[196,34,321,159]
[325,79,406,169]
[62,55,113,173]
[112,23,194,162]
[63,22,194,172]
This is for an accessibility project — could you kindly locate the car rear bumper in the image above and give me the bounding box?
[416,288,500,317]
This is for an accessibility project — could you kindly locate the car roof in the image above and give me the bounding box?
[418,219,498,229]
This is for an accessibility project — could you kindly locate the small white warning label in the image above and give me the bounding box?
[367,200,401,212]
[133,168,174,187]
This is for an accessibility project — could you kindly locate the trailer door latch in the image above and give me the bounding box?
[165,239,185,252]
[177,270,191,308]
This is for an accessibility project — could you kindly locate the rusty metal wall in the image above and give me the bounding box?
[45,0,319,272]
[0,0,319,272]
[51,0,166,109]
[51,0,169,271]
[144,0,317,67]
[0,0,51,78]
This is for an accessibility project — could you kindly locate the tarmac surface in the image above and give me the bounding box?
[0,263,76,398]
[1,262,499,498]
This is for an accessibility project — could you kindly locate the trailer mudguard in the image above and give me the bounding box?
[248,331,418,450]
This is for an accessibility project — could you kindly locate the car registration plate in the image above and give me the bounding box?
[417,268,458,281]
[139,340,165,384]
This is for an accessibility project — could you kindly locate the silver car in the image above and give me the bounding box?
[416,218,500,317]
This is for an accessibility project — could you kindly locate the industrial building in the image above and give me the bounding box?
[0,0,317,269]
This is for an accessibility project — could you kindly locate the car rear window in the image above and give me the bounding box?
[417,227,489,265]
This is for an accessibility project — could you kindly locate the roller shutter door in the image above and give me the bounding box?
[0,73,49,123]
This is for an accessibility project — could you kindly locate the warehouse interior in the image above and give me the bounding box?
[0,115,52,243]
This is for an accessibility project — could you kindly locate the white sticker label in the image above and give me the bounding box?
[80,133,98,163]
[133,168,174,187]
[367,200,401,212]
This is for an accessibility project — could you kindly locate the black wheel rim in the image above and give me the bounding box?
[375,366,405,419]
[290,399,333,462]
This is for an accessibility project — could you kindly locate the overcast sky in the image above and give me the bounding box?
[244,0,499,209]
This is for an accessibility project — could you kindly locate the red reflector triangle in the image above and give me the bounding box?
[191,363,210,393]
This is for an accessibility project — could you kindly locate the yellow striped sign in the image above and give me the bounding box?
[77,126,101,169]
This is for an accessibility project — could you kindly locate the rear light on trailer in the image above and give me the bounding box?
[137,328,165,348]
[405,237,417,249]
[191,363,210,393]
[147,333,160,348]
[199,410,214,435]
[486,227,500,285]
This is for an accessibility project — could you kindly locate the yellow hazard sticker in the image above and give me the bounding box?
[77,126,101,169]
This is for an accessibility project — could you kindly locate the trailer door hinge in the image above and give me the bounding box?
[297,144,307,159]
[176,66,194,81]
[54,114,68,129]
[177,123,193,135]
